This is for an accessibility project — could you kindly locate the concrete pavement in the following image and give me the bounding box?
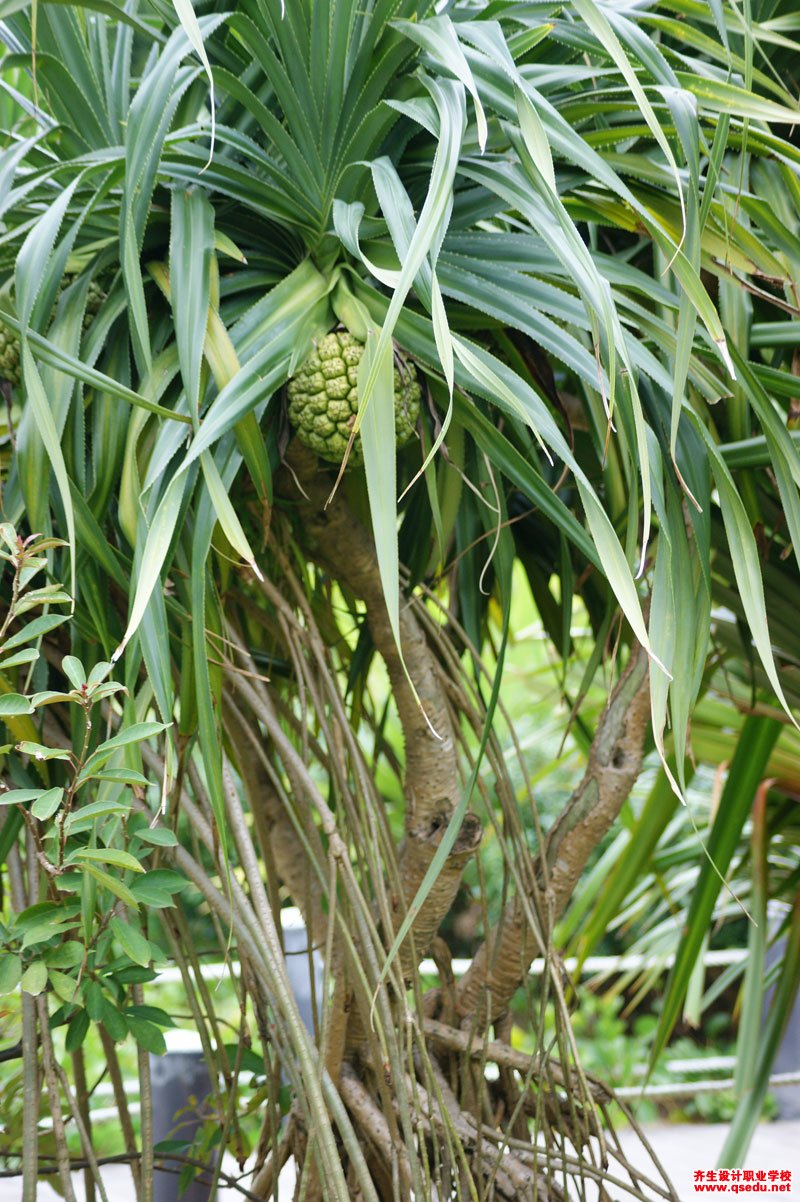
[1,1121,797,1201]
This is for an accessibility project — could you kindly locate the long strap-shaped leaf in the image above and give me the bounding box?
[120,14,225,373]
[649,714,782,1070]
[169,187,213,423]
[691,414,798,725]
[14,175,81,603]
[354,277,659,664]
[571,0,687,245]
[719,895,800,1167]
[336,76,465,673]
[169,0,216,161]
[457,20,736,378]
[113,260,330,660]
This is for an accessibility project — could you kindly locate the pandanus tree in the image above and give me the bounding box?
[0,0,799,1197]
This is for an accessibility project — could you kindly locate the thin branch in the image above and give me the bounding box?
[53,1060,110,1202]
[340,1067,413,1198]
[35,995,78,1202]
[132,982,153,1202]
[457,641,650,1024]
[422,1018,610,1103]
[0,1154,266,1201]
[70,1048,97,1202]
[7,848,37,1202]
[98,1025,140,1201]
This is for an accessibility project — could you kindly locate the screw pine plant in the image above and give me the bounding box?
[0,0,799,1197]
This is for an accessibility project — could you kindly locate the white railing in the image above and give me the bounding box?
[82,1069,800,1121]
[153,947,749,985]
[56,943,791,1122]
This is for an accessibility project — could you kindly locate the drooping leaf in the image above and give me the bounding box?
[650,716,782,1069]
[20,960,48,995]
[110,916,153,967]
[0,953,22,994]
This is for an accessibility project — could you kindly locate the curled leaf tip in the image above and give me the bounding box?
[419,699,443,742]
[716,338,736,380]
[672,458,703,514]
[648,647,672,680]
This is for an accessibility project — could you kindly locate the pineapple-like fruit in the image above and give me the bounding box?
[83,279,106,328]
[0,322,20,387]
[286,330,421,465]
[0,276,106,387]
